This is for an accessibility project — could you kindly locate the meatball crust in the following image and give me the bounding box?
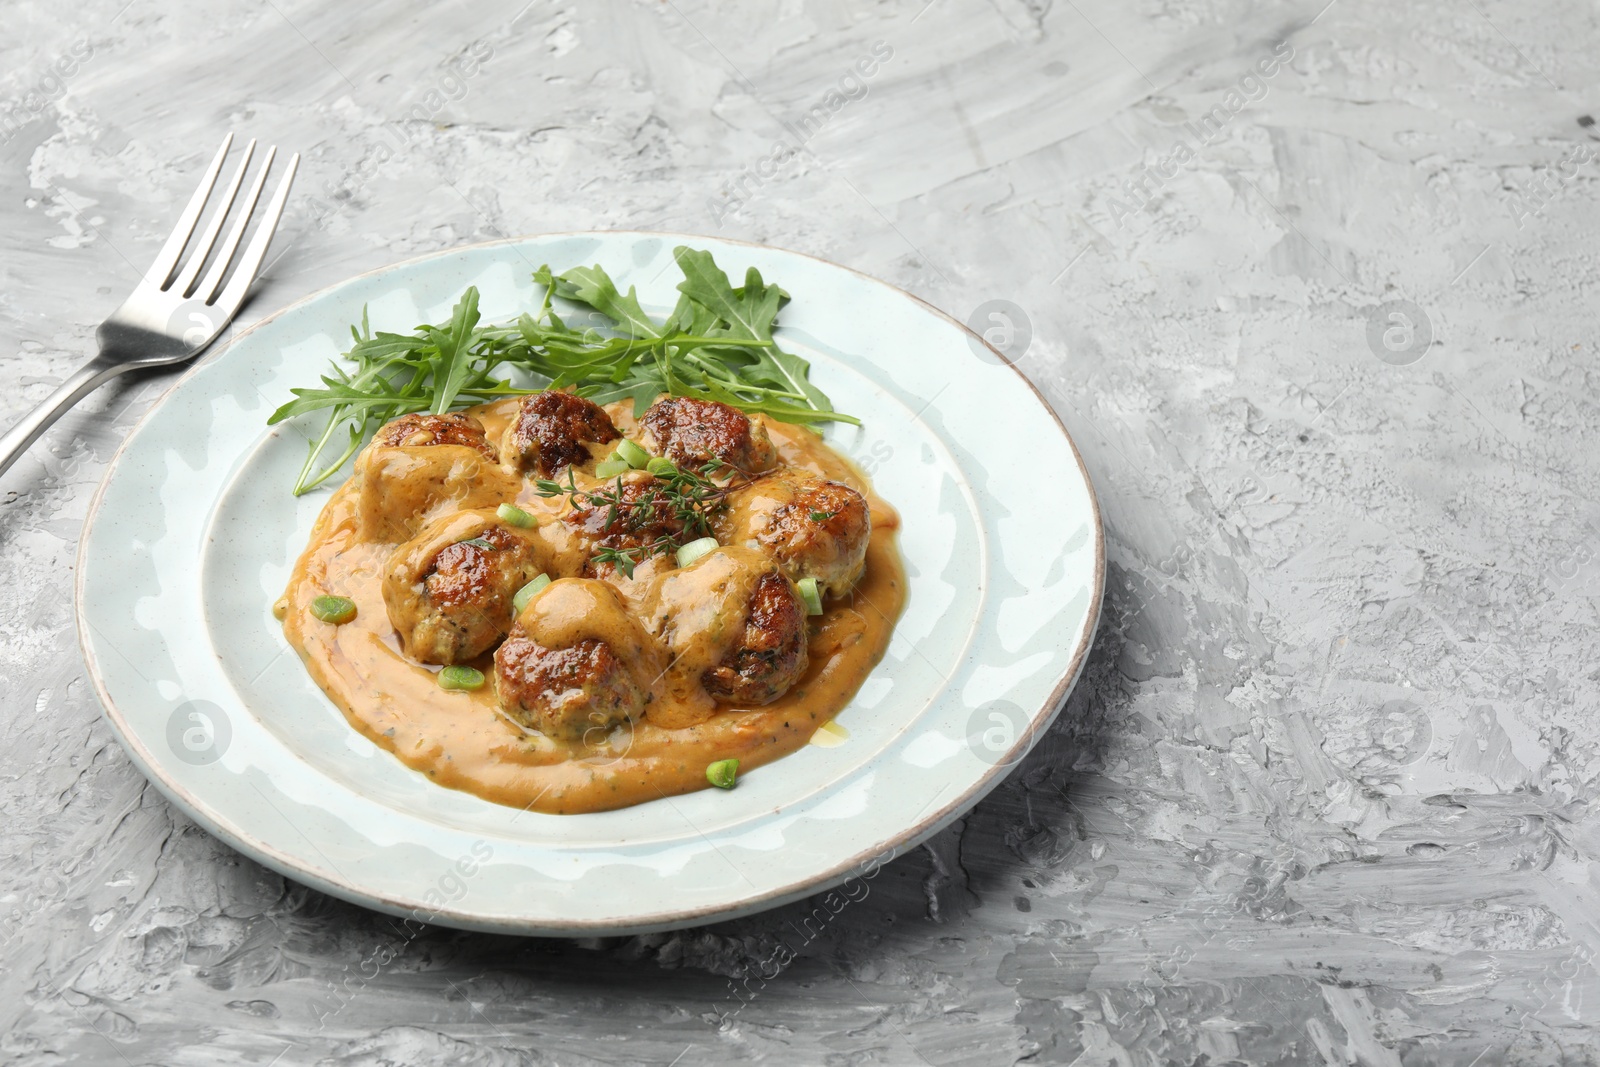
[373,412,497,459]
[383,514,545,665]
[640,397,777,474]
[719,467,871,598]
[495,578,663,739]
[565,473,688,577]
[500,390,619,476]
[494,636,645,742]
[702,570,809,705]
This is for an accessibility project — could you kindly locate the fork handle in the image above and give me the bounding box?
[0,355,130,482]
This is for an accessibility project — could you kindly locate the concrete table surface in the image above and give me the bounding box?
[2,0,1597,1063]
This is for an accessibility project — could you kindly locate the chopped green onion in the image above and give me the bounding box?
[616,438,650,468]
[459,537,496,551]
[646,456,677,477]
[497,503,537,528]
[594,457,631,478]
[310,595,358,624]
[706,758,739,789]
[676,536,719,568]
[438,665,485,691]
[513,573,551,614]
[797,576,823,616]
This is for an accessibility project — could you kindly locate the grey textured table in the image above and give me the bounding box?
[3,0,1596,1063]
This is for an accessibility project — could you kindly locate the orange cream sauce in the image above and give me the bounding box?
[277,398,905,814]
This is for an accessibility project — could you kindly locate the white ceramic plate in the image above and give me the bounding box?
[76,233,1103,935]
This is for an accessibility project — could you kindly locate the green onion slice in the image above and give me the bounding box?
[797,576,824,616]
[675,536,719,568]
[513,573,552,614]
[646,456,677,477]
[310,595,357,625]
[616,438,650,469]
[438,665,485,691]
[497,503,537,528]
[459,537,496,551]
[706,758,739,789]
[594,457,631,478]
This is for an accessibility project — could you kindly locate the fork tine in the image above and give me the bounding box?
[214,151,299,313]
[145,132,233,289]
[194,144,274,304]
[170,138,255,298]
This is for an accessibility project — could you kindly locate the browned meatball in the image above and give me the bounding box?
[494,636,645,742]
[702,571,809,705]
[645,545,810,710]
[494,578,660,740]
[640,397,777,475]
[373,412,497,459]
[564,472,688,578]
[383,510,547,664]
[356,415,516,542]
[500,391,619,476]
[718,467,871,598]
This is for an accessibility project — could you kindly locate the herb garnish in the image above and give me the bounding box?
[269,246,857,495]
[533,462,735,579]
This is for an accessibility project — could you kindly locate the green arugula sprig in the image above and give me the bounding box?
[269,246,857,495]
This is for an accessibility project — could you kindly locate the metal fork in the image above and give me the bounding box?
[0,133,298,480]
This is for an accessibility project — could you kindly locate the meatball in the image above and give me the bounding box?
[495,637,645,743]
[640,396,777,475]
[383,510,547,664]
[373,412,497,458]
[500,390,619,476]
[645,545,809,710]
[717,467,871,598]
[564,472,687,579]
[494,579,660,741]
[356,414,516,542]
[702,570,809,705]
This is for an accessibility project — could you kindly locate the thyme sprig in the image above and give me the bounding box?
[533,462,737,579]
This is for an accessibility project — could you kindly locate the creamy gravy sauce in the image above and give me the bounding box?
[279,399,906,814]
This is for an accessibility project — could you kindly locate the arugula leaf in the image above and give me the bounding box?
[673,246,832,413]
[272,246,856,494]
[555,265,664,340]
[428,288,481,414]
[673,247,767,339]
[663,291,719,337]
